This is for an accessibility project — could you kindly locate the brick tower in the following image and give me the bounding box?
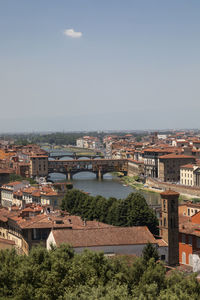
[160,190,179,266]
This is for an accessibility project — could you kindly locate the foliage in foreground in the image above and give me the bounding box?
[61,189,158,234]
[0,245,199,300]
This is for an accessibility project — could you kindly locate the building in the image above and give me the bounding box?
[0,206,112,252]
[76,136,102,150]
[0,238,16,251]
[47,226,158,256]
[29,155,48,177]
[179,202,200,217]
[143,148,175,178]
[158,154,196,182]
[159,190,179,266]
[180,164,198,186]
[127,159,144,177]
[179,212,200,271]
[1,181,29,207]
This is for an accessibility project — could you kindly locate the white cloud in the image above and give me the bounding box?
[64,28,82,38]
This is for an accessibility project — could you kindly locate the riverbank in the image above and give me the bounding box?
[120,175,200,203]
[120,175,159,194]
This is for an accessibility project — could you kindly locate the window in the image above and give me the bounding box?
[164,217,166,227]
[188,208,190,216]
[163,200,166,211]
[189,254,193,266]
[182,234,186,244]
[182,252,186,264]
[197,237,200,248]
[161,255,165,261]
[188,235,192,245]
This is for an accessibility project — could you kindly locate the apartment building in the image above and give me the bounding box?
[158,154,196,182]
[29,155,48,177]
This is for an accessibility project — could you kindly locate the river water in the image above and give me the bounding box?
[49,171,161,207]
[45,148,161,206]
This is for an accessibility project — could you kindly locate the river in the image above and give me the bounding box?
[44,148,161,206]
[48,171,161,207]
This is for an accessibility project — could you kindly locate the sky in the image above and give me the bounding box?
[0,0,200,132]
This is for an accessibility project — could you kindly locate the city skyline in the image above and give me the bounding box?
[1,0,200,132]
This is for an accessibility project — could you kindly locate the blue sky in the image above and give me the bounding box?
[0,0,200,132]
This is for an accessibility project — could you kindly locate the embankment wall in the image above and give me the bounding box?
[146,178,200,197]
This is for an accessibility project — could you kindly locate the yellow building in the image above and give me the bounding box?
[180,164,197,186]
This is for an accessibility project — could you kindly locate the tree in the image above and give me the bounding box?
[61,190,158,234]
[142,242,159,263]
[0,247,199,299]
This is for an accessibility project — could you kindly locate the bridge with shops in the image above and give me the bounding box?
[48,159,128,180]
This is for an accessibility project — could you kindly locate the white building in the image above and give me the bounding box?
[1,181,29,207]
[180,164,198,186]
[47,226,167,261]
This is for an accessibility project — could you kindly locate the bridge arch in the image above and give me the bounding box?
[47,172,67,181]
[72,171,97,180]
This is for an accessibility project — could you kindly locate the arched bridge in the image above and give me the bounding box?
[48,159,128,180]
[48,153,103,160]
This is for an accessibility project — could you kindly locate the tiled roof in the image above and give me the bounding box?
[180,164,196,169]
[5,181,23,187]
[51,226,157,248]
[156,239,168,247]
[0,238,15,245]
[159,154,195,159]
[160,190,179,197]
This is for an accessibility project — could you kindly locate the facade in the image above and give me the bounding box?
[0,237,16,251]
[76,136,102,150]
[127,159,144,177]
[0,206,112,252]
[158,154,196,182]
[1,182,62,208]
[29,155,48,177]
[143,149,175,178]
[179,212,200,271]
[47,226,158,256]
[180,164,197,186]
[193,167,200,187]
[1,181,29,207]
[159,190,179,266]
[179,202,200,217]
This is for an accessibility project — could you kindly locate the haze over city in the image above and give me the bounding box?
[1,0,200,132]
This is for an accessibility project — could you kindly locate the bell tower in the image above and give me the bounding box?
[160,190,179,266]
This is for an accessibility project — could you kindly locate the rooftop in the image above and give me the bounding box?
[51,226,157,248]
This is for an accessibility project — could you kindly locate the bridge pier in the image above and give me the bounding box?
[96,170,103,180]
[67,172,73,181]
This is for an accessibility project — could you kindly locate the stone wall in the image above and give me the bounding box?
[147,178,200,197]
[127,161,144,177]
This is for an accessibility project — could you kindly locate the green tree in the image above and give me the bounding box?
[142,242,159,263]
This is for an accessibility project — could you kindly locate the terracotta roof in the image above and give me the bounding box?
[4,181,23,187]
[0,168,13,174]
[180,164,196,169]
[143,148,175,153]
[128,159,144,164]
[51,226,157,248]
[159,154,195,159]
[30,155,48,158]
[156,239,168,247]
[160,190,179,197]
[0,238,15,245]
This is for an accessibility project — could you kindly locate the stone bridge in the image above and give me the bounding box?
[48,153,103,160]
[48,159,128,180]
